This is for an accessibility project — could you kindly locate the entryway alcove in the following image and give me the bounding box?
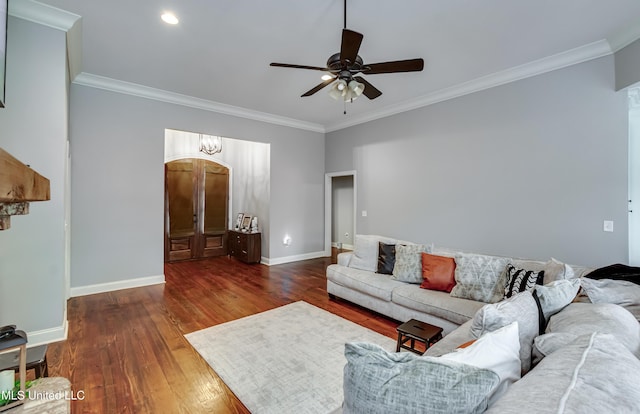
[164,128,271,263]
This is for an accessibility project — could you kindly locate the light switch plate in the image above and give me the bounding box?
[603,220,614,232]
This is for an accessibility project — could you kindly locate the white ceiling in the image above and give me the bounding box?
[18,0,640,131]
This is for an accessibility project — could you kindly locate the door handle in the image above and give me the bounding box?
[193,214,197,223]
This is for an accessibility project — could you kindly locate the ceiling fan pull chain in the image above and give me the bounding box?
[344,0,347,29]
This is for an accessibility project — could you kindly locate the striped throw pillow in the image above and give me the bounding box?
[504,264,544,299]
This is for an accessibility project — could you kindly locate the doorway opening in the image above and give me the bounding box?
[325,171,356,257]
[629,88,640,265]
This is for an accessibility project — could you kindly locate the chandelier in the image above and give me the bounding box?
[199,134,222,155]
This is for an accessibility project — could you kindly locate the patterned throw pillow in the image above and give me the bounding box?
[392,244,430,283]
[504,264,544,299]
[343,342,499,414]
[450,253,510,303]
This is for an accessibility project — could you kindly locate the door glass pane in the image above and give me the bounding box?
[203,162,228,234]
[166,160,195,237]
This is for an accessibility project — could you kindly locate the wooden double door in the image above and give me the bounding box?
[164,158,229,262]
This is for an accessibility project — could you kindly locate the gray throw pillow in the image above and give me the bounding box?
[470,291,539,373]
[580,278,640,321]
[343,342,499,414]
[392,244,430,283]
[450,253,510,303]
[534,278,581,321]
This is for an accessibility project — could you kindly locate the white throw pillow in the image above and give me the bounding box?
[441,321,521,407]
[349,235,398,272]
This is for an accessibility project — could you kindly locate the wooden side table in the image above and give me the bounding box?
[0,344,48,379]
[396,319,443,355]
[227,230,261,264]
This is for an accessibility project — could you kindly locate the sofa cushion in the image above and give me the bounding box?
[486,333,640,414]
[425,320,475,357]
[503,264,543,299]
[391,244,430,283]
[450,253,510,303]
[534,278,581,322]
[420,253,456,293]
[376,242,396,275]
[544,302,640,357]
[580,277,640,321]
[392,285,485,326]
[470,291,539,374]
[343,342,499,414]
[440,322,521,406]
[327,265,406,302]
[349,235,401,272]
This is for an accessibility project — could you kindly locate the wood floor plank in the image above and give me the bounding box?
[47,252,398,413]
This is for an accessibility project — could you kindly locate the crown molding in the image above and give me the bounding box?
[607,21,640,53]
[73,73,326,133]
[325,39,613,132]
[8,0,80,31]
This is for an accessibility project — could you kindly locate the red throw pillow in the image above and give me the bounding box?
[420,253,456,293]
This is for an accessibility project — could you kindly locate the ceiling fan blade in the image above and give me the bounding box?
[270,63,330,71]
[301,77,336,97]
[363,58,424,74]
[354,76,382,99]
[340,29,364,66]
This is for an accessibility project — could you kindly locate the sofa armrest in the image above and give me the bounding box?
[337,252,353,267]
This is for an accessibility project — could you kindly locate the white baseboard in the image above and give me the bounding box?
[70,274,166,297]
[26,319,68,347]
[331,242,354,250]
[262,251,327,266]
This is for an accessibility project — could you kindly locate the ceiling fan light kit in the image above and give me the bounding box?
[269,0,424,109]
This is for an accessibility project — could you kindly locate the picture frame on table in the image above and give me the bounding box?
[241,215,252,231]
[235,213,244,230]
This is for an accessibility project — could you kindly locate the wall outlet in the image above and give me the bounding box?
[603,220,614,232]
[362,210,368,217]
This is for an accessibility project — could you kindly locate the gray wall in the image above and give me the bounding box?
[0,17,68,342]
[326,56,628,267]
[615,38,640,90]
[69,84,325,289]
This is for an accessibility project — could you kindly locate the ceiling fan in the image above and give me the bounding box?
[269,0,424,103]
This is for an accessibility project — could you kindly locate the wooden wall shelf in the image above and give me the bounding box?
[0,148,50,230]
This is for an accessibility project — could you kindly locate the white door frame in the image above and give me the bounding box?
[325,170,357,256]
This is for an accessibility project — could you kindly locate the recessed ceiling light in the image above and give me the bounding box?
[161,12,179,25]
[321,74,333,81]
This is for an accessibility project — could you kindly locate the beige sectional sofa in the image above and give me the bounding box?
[330,235,640,413]
[326,234,590,334]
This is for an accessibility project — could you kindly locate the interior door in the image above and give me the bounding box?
[165,158,229,262]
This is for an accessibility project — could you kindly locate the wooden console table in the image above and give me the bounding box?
[227,230,261,264]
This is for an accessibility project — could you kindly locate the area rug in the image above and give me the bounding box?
[185,301,395,414]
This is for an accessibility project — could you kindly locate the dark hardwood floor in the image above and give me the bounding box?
[47,251,398,413]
